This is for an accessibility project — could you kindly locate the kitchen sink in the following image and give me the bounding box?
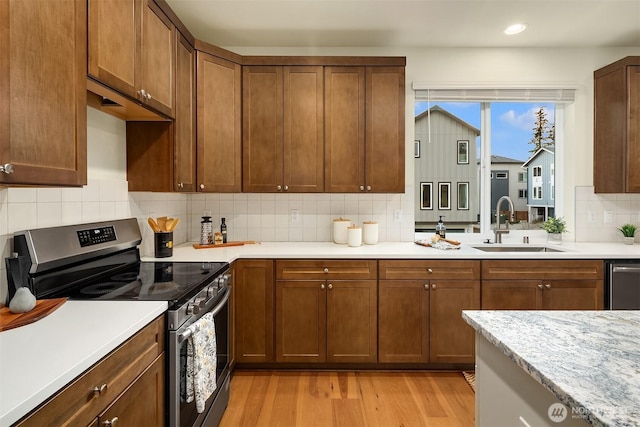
[472,245,565,253]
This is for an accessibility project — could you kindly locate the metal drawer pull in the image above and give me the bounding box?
[321,284,325,290]
[328,283,333,290]
[103,417,119,426]
[0,163,14,175]
[545,284,551,289]
[431,284,436,289]
[427,268,433,273]
[612,266,640,273]
[537,284,544,289]
[424,284,429,290]
[93,384,107,396]
[323,268,329,273]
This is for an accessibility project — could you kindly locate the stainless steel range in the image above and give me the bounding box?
[5,218,231,427]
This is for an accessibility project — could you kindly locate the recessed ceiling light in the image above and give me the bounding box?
[504,23,527,35]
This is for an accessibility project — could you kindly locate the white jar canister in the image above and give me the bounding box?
[347,225,362,247]
[362,221,378,245]
[333,218,351,244]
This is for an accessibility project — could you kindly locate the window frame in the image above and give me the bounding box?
[420,182,433,210]
[457,140,469,164]
[438,182,451,210]
[457,182,469,210]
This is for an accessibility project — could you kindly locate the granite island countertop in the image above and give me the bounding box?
[462,310,640,427]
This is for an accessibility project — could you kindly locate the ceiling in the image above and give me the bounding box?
[165,0,640,49]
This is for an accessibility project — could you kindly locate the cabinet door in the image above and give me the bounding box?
[197,53,242,192]
[275,280,327,363]
[283,66,324,192]
[88,0,140,99]
[327,280,377,363]
[173,33,196,192]
[628,66,640,192]
[97,354,165,427]
[429,280,479,364]
[378,281,429,363]
[243,66,283,192]
[1,0,87,186]
[234,260,274,363]
[543,280,604,310]
[324,67,366,192]
[481,281,541,310]
[365,66,405,193]
[140,0,174,117]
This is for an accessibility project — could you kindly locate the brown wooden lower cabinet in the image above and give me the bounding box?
[234,259,275,363]
[16,316,165,427]
[275,279,377,363]
[378,260,481,365]
[481,260,604,310]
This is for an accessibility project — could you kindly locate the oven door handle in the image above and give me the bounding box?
[178,286,231,344]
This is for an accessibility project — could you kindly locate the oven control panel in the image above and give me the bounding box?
[77,226,117,247]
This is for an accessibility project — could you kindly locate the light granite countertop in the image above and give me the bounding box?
[462,310,640,427]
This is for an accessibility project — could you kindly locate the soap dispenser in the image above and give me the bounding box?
[435,216,446,238]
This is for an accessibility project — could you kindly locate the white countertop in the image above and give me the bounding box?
[0,300,167,427]
[142,238,640,263]
[462,310,640,427]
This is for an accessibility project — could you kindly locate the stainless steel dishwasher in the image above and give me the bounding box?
[606,260,640,309]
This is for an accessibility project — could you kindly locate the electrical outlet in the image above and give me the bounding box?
[290,209,300,223]
[393,209,402,223]
[604,210,613,223]
[587,211,596,223]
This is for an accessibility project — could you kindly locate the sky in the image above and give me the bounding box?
[414,101,555,162]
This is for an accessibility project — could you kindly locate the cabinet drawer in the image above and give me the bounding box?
[16,316,165,427]
[276,260,377,280]
[379,260,480,280]
[482,260,604,280]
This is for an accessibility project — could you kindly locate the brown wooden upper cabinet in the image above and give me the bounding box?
[0,0,87,186]
[197,52,242,192]
[243,66,324,193]
[594,56,640,193]
[88,0,175,118]
[173,33,196,192]
[325,66,405,193]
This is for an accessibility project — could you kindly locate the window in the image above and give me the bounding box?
[457,140,469,164]
[414,140,420,158]
[495,172,508,179]
[439,183,451,210]
[458,182,469,209]
[533,186,543,199]
[413,86,572,233]
[533,166,542,177]
[420,182,432,209]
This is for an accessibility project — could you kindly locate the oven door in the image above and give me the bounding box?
[169,286,231,427]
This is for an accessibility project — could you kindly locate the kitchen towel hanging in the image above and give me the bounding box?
[185,312,217,413]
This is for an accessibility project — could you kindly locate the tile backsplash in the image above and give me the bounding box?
[574,186,640,243]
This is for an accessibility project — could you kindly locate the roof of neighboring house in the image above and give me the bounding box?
[522,145,555,167]
[415,105,480,136]
[490,155,525,164]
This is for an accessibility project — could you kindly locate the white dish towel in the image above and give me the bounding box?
[185,312,217,413]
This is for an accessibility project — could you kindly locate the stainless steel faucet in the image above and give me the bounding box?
[494,196,514,243]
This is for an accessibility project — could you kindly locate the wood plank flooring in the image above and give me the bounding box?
[219,371,475,427]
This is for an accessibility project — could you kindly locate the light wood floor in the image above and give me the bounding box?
[219,371,475,427]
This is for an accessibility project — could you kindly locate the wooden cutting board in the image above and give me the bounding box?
[0,298,67,332]
[193,241,259,249]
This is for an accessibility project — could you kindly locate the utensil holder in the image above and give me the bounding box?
[154,232,173,258]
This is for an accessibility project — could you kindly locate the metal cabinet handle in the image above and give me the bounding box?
[431,284,436,290]
[537,284,544,289]
[323,268,329,274]
[328,283,333,290]
[424,284,429,290]
[277,185,282,191]
[146,92,152,101]
[284,185,289,191]
[103,417,119,426]
[92,384,107,396]
[199,184,205,190]
[178,182,184,189]
[320,284,325,290]
[138,89,146,99]
[366,185,371,191]
[427,268,433,273]
[0,163,14,175]
[359,185,364,191]
[545,284,551,289]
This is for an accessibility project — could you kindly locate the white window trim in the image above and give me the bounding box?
[439,182,451,210]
